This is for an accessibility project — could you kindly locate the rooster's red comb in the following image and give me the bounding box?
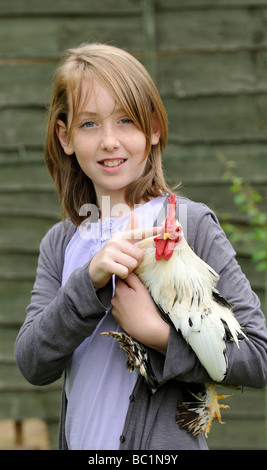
[165,195,177,233]
[168,194,177,206]
[154,194,179,261]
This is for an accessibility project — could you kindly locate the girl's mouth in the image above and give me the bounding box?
[98,159,127,168]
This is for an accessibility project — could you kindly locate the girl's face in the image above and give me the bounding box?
[56,80,160,207]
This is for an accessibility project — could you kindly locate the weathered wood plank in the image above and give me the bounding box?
[158,51,267,98]
[0,192,60,220]
[0,64,54,106]
[1,5,267,61]
[163,143,267,183]
[158,0,267,9]
[235,254,266,290]
[2,0,267,16]
[0,363,62,391]
[1,2,267,56]
[0,217,56,251]
[0,161,60,219]
[0,150,45,164]
[213,386,265,420]
[0,280,33,326]
[165,94,267,144]
[46,420,59,450]
[176,183,267,222]
[0,389,62,421]
[253,289,265,310]
[208,418,265,449]
[0,162,53,187]
[208,386,266,449]
[0,0,140,15]
[157,7,267,52]
[0,327,23,362]
[0,253,38,281]
[0,108,45,148]
[0,17,143,58]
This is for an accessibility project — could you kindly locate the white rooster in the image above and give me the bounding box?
[102,195,246,437]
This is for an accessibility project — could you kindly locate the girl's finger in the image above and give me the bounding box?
[126,211,139,231]
[118,225,163,243]
[119,272,141,290]
[120,210,164,243]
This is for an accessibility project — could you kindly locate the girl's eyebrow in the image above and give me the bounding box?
[76,111,99,120]
[76,107,126,120]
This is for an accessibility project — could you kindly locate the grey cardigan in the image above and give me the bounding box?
[15,197,267,450]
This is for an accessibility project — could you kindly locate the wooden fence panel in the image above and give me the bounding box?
[0,0,266,450]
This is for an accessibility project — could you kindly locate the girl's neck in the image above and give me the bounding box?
[96,193,133,222]
[96,193,148,222]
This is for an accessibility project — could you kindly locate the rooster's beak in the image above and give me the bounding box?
[164,232,171,240]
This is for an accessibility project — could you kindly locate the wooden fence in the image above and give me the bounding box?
[0,0,266,449]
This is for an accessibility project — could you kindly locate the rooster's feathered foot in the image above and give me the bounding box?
[176,383,231,438]
[101,331,160,393]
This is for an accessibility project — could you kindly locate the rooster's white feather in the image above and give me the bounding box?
[136,234,244,382]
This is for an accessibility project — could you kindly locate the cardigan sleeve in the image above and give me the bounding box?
[148,200,267,389]
[15,221,112,386]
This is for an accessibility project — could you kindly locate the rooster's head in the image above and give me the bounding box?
[154,195,183,261]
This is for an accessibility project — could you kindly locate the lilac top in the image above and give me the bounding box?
[62,197,166,450]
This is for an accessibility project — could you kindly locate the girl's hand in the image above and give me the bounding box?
[88,213,162,290]
[111,273,170,355]
[89,231,144,289]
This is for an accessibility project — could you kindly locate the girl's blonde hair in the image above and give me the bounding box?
[45,42,171,225]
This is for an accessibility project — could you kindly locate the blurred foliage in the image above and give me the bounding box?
[218,154,267,273]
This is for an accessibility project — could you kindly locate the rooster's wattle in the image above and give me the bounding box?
[102,195,246,437]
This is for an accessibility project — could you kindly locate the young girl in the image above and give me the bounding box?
[15,43,267,450]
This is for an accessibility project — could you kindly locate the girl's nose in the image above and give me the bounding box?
[100,126,120,151]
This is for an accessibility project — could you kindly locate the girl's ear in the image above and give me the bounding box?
[151,117,161,146]
[56,119,74,155]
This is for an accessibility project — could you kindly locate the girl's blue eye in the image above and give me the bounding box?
[83,121,95,128]
[121,118,133,124]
